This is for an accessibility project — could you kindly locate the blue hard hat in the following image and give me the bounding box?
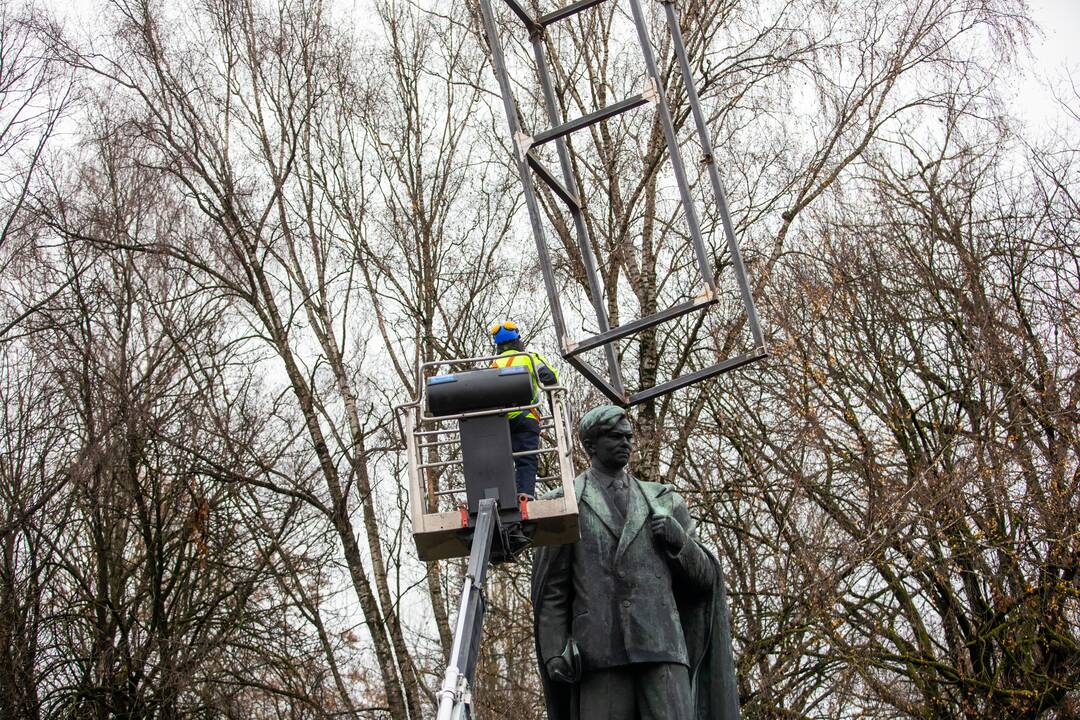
[490,321,520,344]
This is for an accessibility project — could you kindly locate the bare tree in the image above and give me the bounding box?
[3,110,340,718]
[2,0,1073,717]
[0,343,69,720]
[0,0,73,341]
[689,89,1078,717]
[39,0,466,714]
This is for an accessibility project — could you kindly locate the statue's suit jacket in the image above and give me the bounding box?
[532,470,742,720]
[535,469,714,670]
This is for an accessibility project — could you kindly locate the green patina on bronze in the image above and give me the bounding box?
[577,404,628,445]
[532,404,742,720]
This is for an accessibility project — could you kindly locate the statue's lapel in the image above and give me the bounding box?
[580,471,621,539]
[614,477,650,563]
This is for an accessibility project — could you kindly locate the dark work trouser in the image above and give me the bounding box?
[576,663,693,720]
[507,414,540,498]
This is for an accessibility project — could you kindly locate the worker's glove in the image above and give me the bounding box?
[649,514,686,552]
[546,656,575,684]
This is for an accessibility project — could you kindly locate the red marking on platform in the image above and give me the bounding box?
[520,498,530,520]
[459,508,469,527]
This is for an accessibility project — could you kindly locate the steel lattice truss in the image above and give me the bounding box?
[477,0,766,406]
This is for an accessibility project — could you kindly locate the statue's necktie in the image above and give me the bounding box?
[610,477,628,517]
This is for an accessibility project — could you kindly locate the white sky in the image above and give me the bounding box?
[47,0,1078,127]
[1014,0,1080,129]
[1028,0,1079,68]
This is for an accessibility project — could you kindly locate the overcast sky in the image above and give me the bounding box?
[47,0,1077,134]
[1015,0,1079,129]
[1028,0,1079,69]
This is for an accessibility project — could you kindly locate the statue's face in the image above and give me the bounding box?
[589,417,633,472]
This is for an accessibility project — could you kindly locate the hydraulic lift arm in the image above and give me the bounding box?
[436,497,502,720]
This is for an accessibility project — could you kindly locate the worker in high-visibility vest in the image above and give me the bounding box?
[490,321,559,500]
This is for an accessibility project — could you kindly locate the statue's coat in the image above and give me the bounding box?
[532,471,741,720]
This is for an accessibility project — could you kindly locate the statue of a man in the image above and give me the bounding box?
[532,405,741,720]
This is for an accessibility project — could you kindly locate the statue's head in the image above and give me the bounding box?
[579,405,633,473]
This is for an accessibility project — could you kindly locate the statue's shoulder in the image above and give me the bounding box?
[538,471,588,501]
[633,478,676,496]
[633,478,688,511]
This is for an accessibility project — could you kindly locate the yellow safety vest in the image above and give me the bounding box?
[491,349,558,420]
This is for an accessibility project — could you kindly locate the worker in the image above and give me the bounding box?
[489,321,559,500]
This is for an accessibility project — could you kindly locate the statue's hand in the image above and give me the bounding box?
[650,514,686,552]
[546,656,575,683]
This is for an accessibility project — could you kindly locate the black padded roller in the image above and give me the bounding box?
[426,366,535,417]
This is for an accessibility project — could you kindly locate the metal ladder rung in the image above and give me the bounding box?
[415,428,460,437]
[527,153,579,209]
[565,294,716,357]
[512,447,558,458]
[532,92,652,148]
[628,348,766,405]
[539,0,608,26]
[502,0,536,29]
[418,458,464,470]
[418,438,461,449]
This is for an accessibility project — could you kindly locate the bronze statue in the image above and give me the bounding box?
[532,405,740,719]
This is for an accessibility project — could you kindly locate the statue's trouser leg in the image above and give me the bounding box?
[576,668,637,719]
[636,662,693,720]
[575,663,692,719]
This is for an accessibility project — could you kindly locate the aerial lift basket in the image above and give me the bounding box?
[396,353,579,561]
